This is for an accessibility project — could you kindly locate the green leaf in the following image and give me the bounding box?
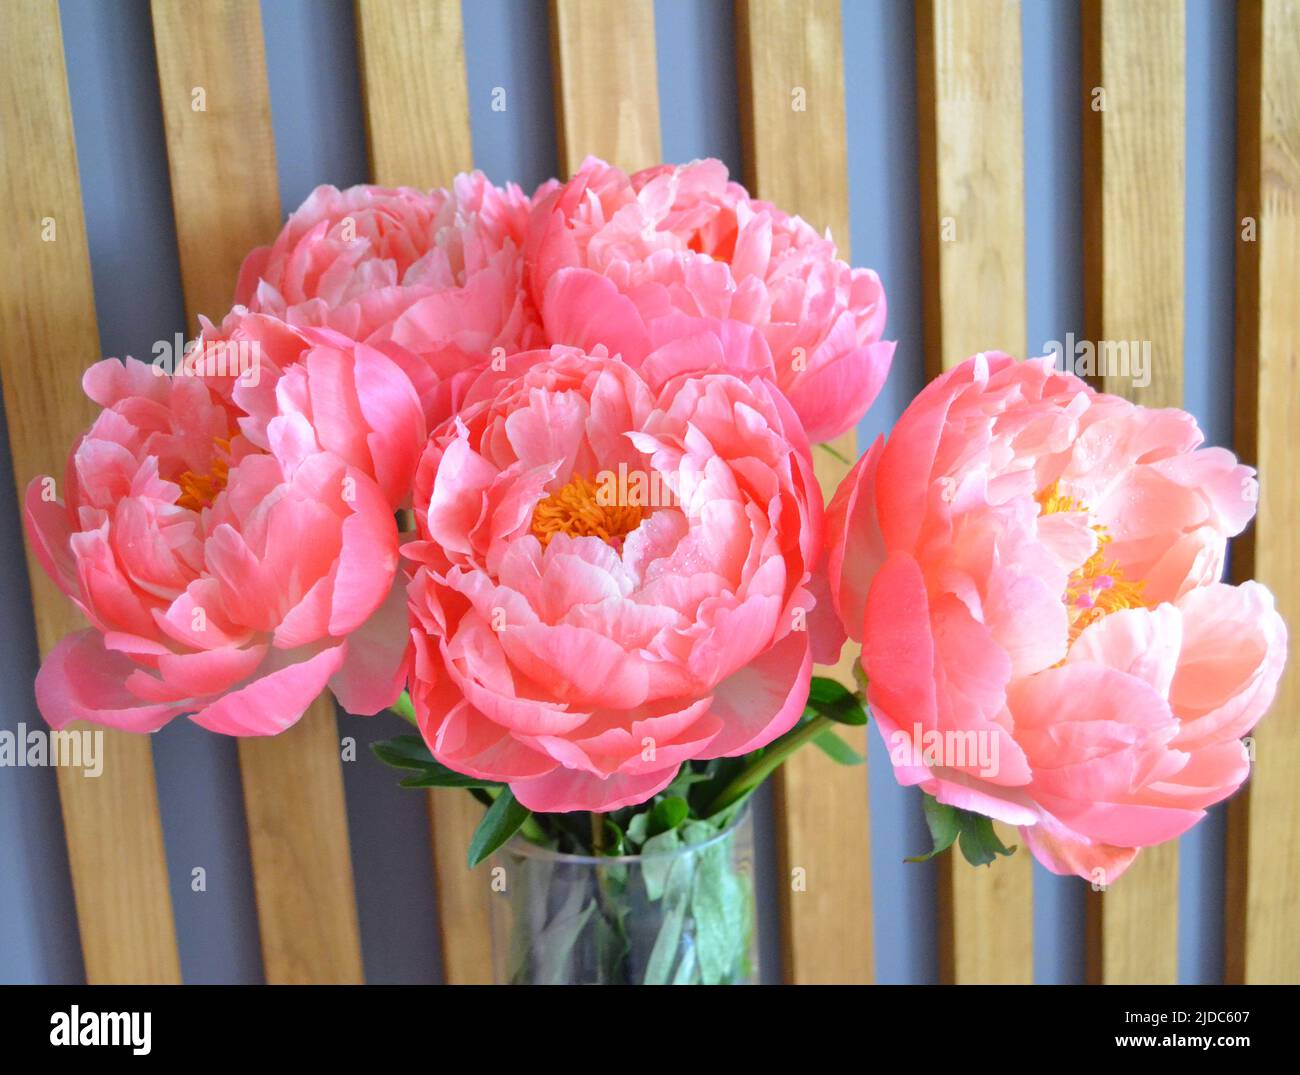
[467,788,532,868]
[370,734,437,770]
[532,891,596,986]
[806,676,867,726]
[642,901,687,985]
[813,729,865,765]
[906,794,1016,867]
[956,812,1017,868]
[398,769,503,790]
[692,838,749,985]
[906,795,961,863]
[650,795,689,835]
[671,944,700,985]
[625,810,650,850]
[679,819,718,846]
[639,829,682,900]
[372,736,503,789]
[662,767,713,803]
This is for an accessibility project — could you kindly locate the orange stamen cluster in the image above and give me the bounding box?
[1036,481,1146,641]
[530,474,644,549]
[176,437,232,512]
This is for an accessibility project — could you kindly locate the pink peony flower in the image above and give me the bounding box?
[404,332,835,812]
[524,156,894,443]
[825,353,1287,883]
[24,356,413,734]
[191,309,426,506]
[235,175,549,427]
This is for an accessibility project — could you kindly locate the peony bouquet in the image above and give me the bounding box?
[24,158,1286,984]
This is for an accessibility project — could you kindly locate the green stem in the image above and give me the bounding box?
[388,690,416,726]
[706,713,834,816]
[818,441,852,466]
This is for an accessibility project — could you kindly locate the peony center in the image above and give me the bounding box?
[176,437,232,513]
[1036,481,1146,640]
[531,474,644,549]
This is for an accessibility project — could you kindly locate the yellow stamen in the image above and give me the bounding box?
[176,436,231,512]
[1036,481,1146,641]
[530,474,644,549]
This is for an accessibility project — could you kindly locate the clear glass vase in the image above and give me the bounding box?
[488,807,758,985]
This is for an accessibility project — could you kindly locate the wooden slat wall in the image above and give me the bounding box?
[1080,0,1185,985]
[14,0,1297,989]
[914,0,1033,985]
[151,0,364,984]
[550,0,662,176]
[0,0,181,985]
[354,0,488,985]
[736,0,874,985]
[1226,0,1300,986]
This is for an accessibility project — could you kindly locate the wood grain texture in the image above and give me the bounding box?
[236,719,362,983]
[151,0,282,325]
[151,0,364,984]
[0,0,180,984]
[736,0,872,985]
[356,0,473,187]
[915,0,1033,984]
[355,0,489,984]
[916,0,1028,373]
[426,789,493,983]
[1081,0,1185,985]
[1226,0,1300,986]
[550,0,661,175]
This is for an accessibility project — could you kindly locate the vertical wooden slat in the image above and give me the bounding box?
[1226,0,1300,986]
[550,0,662,175]
[355,0,487,985]
[356,0,473,189]
[1080,0,1185,985]
[914,0,1033,984]
[736,0,873,985]
[0,0,180,984]
[151,0,364,984]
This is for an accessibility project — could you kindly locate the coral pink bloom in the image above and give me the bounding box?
[825,353,1286,883]
[525,156,894,442]
[191,309,426,506]
[405,335,834,812]
[235,175,548,426]
[25,358,409,734]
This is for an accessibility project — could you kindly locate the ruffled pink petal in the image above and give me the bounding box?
[24,478,78,597]
[509,764,680,813]
[824,435,885,643]
[125,642,268,703]
[541,268,652,365]
[863,552,940,733]
[1020,819,1140,884]
[330,468,399,635]
[36,630,188,732]
[188,643,346,735]
[328,579,411,715]
[1169,581,1288,749]
[693,629,811,758]
[784,339,894,444]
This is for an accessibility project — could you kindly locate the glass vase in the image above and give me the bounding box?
[488,806,758,985]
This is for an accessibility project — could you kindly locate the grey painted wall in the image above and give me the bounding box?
[1,0,1239,984]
